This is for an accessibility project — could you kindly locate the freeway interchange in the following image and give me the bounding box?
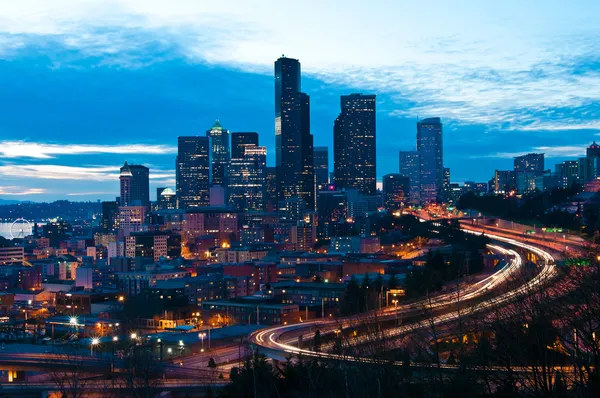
[249,222,561,368]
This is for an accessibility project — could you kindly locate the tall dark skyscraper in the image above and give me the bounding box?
[314,146,329,190]
[399,151,420,205]
[274,56,315,210]
[176,136,210,209]
[417,117,443,203]
[231,132,259,159]
[333,94,377,195]
[206,120,230,186]
[119,162,150,208]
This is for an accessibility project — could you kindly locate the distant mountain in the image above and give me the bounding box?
[0,199,24,205]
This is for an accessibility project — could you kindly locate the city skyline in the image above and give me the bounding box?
[0,1,599,201]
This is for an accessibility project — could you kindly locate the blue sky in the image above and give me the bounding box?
[0,0,599,202]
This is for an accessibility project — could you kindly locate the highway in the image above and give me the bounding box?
[249,225,559,367]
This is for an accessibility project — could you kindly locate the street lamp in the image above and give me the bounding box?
[90,338,100,356]
[198,332,206,351]
[69,317,78,325]
[130,333,137,340]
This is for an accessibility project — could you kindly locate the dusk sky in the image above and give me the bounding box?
[0,0,599,202]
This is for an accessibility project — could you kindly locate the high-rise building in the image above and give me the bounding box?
[101,201,119,232]
[206,120,230,186]
[265,167,278,212]
[333,94,377,195]
[382,174,410,210]
[494,170,516,193]
[274,56,315,210]
[514,153,544,172]
[316,190,347,239]
[442,167,451,203]
[399,151,420,205]
[176,136,210,209]
[228,146,267,212]
[231,132,259,159]
[314,146,329,190]
[417,118,443,203]
[119,162,150,208]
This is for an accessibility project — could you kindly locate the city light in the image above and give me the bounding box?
[69,317,78,325]
[130,333,137,340]
[91,338,100,346]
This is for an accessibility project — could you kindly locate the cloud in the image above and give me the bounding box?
[66,191,111,196]
[0,164,174,181]
[0,141,175,159]
[0,186,45,195]
[0,1,599,131]
[480,145,587,159]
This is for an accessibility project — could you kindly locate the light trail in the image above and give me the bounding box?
[250,227,557,367]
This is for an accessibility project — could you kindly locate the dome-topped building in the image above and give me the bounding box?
[157,187,177,210]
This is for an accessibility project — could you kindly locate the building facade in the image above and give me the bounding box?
[176,136,210,209]
[274,56,315,210]
[417,117,443,203]
[334,94,377,195]
[206,120,230,186]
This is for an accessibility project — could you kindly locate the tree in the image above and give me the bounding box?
[313,329,322,352]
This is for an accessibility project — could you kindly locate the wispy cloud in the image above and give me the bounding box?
[0,164,174,181]
[0,186,45,195]
[0,141,175,159]
[66,191,111,196]
[0,1,599,131]
[479,145,587,159]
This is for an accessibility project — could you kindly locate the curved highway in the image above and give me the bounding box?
[250,229,557,365]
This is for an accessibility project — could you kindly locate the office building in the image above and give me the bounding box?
[228,146,267,212]
[206,120,230,186]
[334,94,377,195]
[176,136,210,209]
[119,162,150,208]
[555,161,580,189]
[514,153,544,172]
[101,201,119,232]
[157,187,177,210]
[442,167,451,203]
[274,56,315,210]
[399,151,420,205]
[314,146,329,190]
[316,190,347,239]
[494,170,516,193]
[417,118,443,203]
[231,132,259,159]
[265,167,278,212]
[382,174,410,210]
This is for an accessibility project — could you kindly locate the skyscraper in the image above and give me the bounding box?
[231,132,259,159]
[382,174,410,210]
[206,120,230,186]
[399,151,420,205]
[274,56,315,210]
[314,146,329,190]
[442,167,451,203]
[176,136,210,209]
[417,117,443,203]
[119,162,150,208]
[228,146,267,212]
[333,94,377,195]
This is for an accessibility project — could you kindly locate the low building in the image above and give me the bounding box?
[201,298,300,326]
